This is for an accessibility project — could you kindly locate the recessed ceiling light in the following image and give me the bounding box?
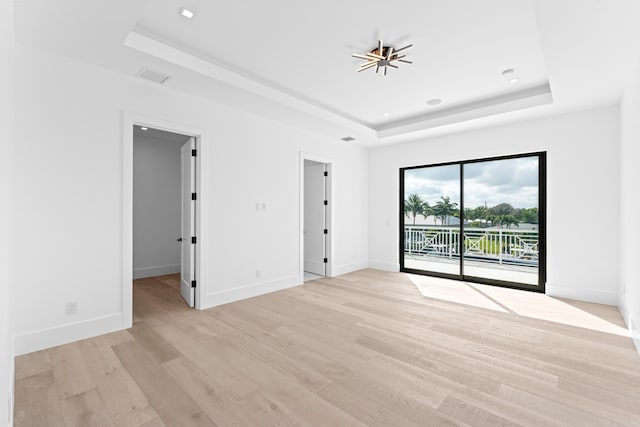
[427,98,442,106]
[502,68,515,77]
[383,113,390,117]
[509,77,520,84]
[141,127,148,131]
[179,7,195,19]
[341,136,355,142]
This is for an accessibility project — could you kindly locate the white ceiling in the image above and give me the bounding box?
[13,0,640,146]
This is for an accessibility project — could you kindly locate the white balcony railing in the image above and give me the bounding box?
[404,225,539,266]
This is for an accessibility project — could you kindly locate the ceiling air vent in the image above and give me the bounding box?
[341,136,355,142]
[136,67,170,84]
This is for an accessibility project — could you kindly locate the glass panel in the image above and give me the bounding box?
[462,156,539,285]
[403,165,461,276]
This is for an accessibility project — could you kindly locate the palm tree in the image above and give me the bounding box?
[500,215,519,229]
[434,195,459,226]
[404,193,426,225]
[421,202,432,223]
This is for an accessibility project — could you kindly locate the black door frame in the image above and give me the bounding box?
[399,151,547,293]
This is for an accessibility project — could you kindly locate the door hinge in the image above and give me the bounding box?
[323,258,328,263]
[323,200,328,206]
[324,171,328,177]
[191,236,197,244]
[191,280,197,288]
[324,229,328,234]
[192,149,197,157]
[191,192,197,200]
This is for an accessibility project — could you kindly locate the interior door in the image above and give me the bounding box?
[180,137,196,307]
[304,161,326,275]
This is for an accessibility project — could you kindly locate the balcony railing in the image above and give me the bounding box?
[404,225,539,267]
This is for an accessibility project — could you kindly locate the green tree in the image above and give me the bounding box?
[488,203,514,217]
[404,193,426,225]
[421,202,432,223]
[434,195,459,226]
[500,214,520,229]
[518,207,538,224]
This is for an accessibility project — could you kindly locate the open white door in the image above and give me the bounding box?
[304,161,326,275]
[180,138,196,307]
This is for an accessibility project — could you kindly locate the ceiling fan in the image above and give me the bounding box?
[352,40,413,75]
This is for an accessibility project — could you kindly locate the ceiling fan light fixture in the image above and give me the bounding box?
[352,39,413,75]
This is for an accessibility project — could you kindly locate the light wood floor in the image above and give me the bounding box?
[14,270,640,426]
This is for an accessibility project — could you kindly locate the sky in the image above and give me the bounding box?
[404,156,539,209]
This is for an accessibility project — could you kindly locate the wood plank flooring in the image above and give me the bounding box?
[14,270,640,426]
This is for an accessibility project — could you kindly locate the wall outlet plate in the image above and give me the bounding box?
[65,301,78,315]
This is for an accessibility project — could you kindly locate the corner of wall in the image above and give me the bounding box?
[546,282,619,306]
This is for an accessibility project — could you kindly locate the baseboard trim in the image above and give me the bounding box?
[14,313,123,356]
[368,260,400,272]
[627,312,640,354]
[133,264,180,279]
[332,261,369,277]
[9,336,14,427]
[546,282,618,306]
[204,275,300,309]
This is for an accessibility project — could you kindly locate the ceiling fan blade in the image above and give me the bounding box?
[398,59,413,64]
[386,47,394,60]
[394,44,413,54]
[358,62,378,72]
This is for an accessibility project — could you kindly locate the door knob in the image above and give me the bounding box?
[177,237,183,242]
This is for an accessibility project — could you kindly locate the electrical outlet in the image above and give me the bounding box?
[65,301,78,315]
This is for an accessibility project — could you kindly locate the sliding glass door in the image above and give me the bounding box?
[402,163,461,276]
[400,152,546,292]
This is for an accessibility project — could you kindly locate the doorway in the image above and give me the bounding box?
[132,126,197,307]
[123,113,206,329]
[301,154,332,282]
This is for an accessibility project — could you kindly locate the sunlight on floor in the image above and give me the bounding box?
[407,273,630,337]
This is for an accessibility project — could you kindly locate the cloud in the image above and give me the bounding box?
[404,156,538,209]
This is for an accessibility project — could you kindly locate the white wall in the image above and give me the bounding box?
[133,134,185,279]
[12,44,369,354]
[369,106,620,305]
[620,61,640,352]
[0,2,15,425]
